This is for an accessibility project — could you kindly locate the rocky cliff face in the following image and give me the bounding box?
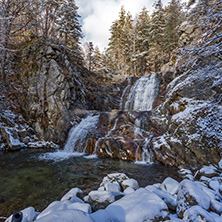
[0,41,126,149]
[149,19,222,168]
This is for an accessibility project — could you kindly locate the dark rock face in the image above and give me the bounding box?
[19,44,79,144]
[16,43,126,145]
[96,111,153,162]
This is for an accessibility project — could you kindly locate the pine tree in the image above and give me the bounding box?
[54,0,82,51]
[0,0,38,80]
[164,0,184,60]
[134,7,151,75]
[149,0,165,72]
[108,6,127,74]
[121,11,134,75]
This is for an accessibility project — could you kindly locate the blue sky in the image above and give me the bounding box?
[76,0,188,50]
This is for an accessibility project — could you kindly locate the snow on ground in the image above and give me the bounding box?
[5,160,222,222]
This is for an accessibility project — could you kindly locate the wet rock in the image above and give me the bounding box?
[0,127,25,150]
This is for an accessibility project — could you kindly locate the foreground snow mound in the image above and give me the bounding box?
[183,206,216,222]
[105,188,169,222]
[5,207,36,222]
[36,209,94,222]
[160,177,179,195]
[177,179,211,218]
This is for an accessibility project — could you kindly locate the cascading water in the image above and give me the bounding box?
[124,73,159,111]
[39,114,99,161]
[64,114,99,153]
[134,118,154,164]
[119,77,131,110]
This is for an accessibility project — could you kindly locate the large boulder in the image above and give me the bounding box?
[105,188,170,222]
[176,179,211,218]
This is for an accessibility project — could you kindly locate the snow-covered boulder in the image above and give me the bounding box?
[105,188,170,222]
[152,188,177,211]
[104,182,121,193]
[37,200,91,220]
[199,165,219,178]
[91,209,114,222]
[36,209,94,222]
[0,127,26,150]
[124,187,135,195]
[218,159,222,170]
[87,190,115,211]
[177,179,211,218]
[5,207,36,222]
[160,177,179,195]
[60,188,83,201]
[100,173,129,187]
[183,206,216,222]
[121,178,139,190]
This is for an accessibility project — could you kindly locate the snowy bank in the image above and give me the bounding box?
[6,162,222,222]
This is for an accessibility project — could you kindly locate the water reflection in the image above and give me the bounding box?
[0,150,180,217]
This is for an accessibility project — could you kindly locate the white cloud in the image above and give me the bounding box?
[76,0,187,51]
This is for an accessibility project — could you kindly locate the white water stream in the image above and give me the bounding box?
[41,73,159,163]
[124,73,159,111]
[64,114,99,153]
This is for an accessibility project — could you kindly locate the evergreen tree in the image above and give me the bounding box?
[164,0,184,59]
[54,0,82,51]
[108,6,127,74]
[149,0,165,72]
[121,11,134,75]
[134,7,151,74]
[0,0,38,80]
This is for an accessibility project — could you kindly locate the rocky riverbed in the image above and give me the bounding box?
[5,160,222,222]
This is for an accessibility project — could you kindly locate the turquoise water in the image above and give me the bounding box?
[0,150,180,217]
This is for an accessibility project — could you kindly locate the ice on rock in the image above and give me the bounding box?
[160,177,179,195]
[37,200,91,220]
[121,179,139,190]
[60,188,83,202]
[5,207,36,222]
[104,182,121,193]
[36,209,94,222]
[183,206,216,222]
[177,179,211,218]
[105,188,169,222]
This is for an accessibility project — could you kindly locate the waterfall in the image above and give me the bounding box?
[119,78,131,110]
[134,118,154,164]
[124,73,159,111]
[64,114,99,153]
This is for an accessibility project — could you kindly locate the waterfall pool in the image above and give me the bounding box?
[0,149,180,217]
